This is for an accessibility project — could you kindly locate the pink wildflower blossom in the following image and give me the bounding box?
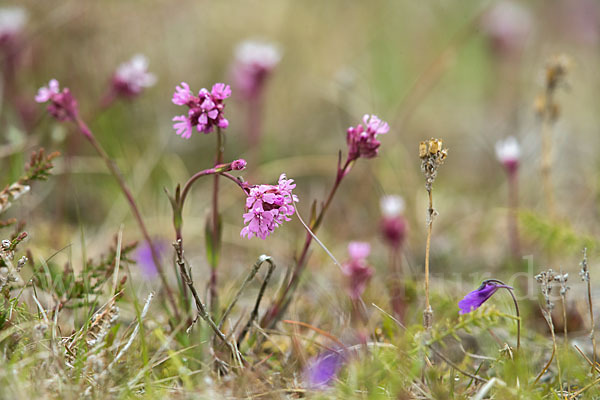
[346,114,389,161]
[0,7,26,46]
[112,54,156,98]
[480,1,532,56]
[341,242,374,300]
[35,79,78,121]
[495,136,520,175]
[379,195,407,249]
[241,173,298,239]
[231,39,281,100]
[171,82,231,138]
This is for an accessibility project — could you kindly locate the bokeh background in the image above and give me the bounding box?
[3,0,600,326]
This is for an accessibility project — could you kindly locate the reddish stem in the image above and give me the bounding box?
[210,129,224,314]
[73,115,179,318]
[507,168,520,260]
[261,158,353,328]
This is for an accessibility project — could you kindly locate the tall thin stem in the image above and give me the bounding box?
[582,249,596,377]
[507,287,521,351]
[540,86,557,219]
[210,128,224,315]
[423,188,434,330]
[74,116,179,317]
[588,277,597,377]
[540,113,555,219]
[546,311,563,394]
[507,169,520,259]
[388,247,406,322]
[487,279,521,351]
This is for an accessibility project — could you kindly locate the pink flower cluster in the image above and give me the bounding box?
[241,174,298,239]
[112,54,156,98]
[35,79,78,121]
[346,114,389,161]
[341,242,374,300]
[172,82,231,139]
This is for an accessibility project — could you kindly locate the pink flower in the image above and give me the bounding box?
[342,242,374,300]
[480,1,532,56]
[172,114,193,139]
[171,82,231,138]
[495,136,520,174]
[0,7,26,45]
[231,159,247,170]
[210,82,232,100]
[231,40,281,100]
[112,54,156,97]
[346,114,389,161]
[240,173,298,239]
[379,195,407,249]
[35,79,78,122]
[172,82,193,106]
[35,79,60,103]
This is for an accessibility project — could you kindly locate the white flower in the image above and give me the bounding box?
[495,136,520,164]
[380,195,405,218]
[114,54,156,94]
[0,7,27,39]
[234,40,281,70]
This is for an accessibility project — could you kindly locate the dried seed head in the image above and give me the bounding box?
[535,269,564,310]
[419,138,448,192]
[545,54,571,91]
[554,272,569,296]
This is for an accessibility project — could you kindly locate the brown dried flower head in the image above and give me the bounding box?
[545,54,571,92]
[420,138,448,191]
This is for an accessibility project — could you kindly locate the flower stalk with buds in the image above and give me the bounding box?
[171,82,232,314]
[380,195,408,321]
[260,114,389,329]
[231,39,281,166]
[419,138,447,330]
[341,242,373,331]
[495,136,521,259]
[101,54,156,108]
[36,79,179,317]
